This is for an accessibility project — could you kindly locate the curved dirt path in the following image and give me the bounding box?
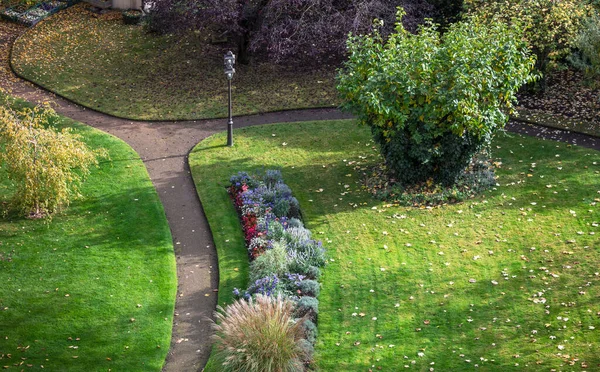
[2,23,599,372]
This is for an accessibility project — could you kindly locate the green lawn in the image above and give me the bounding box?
[0,97,176,370]
[190,120,600,371]
[10,5,338,121]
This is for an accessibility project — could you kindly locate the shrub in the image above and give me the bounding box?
[0,97,107,218]
[337,8,536,187]
[234,274,282,300]
[273,197,292,218]
[305,266,322,280]
[288,242,327,270]
[288,245,327,275]
[287,260,312,279]
[283,273,307,292]
[297,339,314,366]
[282,226,312,249]
[212,295,307,372]
[249,242,290,282]
[568,13,600,86]
[295,296,319,323]
[263,169,283,187]
[240,182,300,219]
[230,171,259,192]
[300,319,318,344]
[287,218,304,229]
[465,0,592,83]
[266,219,287,241]
[363,150,497,206]
[282,227,327,269]
[298,280,320,298]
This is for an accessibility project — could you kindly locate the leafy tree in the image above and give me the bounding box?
[0,95,107,218]
[337,10,536,187]
[465,0,592,86]
[568,12,600,87]
[146,0,433,64]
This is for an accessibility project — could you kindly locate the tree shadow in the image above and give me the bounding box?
[0,184,177,369]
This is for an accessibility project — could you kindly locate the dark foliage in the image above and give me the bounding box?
[363,151,497,207]
[297,279,320,297]
[295,296,319,323]
[300,319,318,344]
[146,0,434,64]
[427,0,464,30]
[372,124,488,187]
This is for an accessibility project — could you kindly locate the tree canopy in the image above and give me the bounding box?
[146,0,433,64]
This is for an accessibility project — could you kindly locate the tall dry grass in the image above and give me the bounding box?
[212,295,307,372]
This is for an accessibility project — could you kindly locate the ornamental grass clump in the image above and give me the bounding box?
[212,294,307,372]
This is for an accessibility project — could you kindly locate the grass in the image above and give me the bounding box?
[189,120,600,371]
[10,5,338,121]
[0,96,176,370]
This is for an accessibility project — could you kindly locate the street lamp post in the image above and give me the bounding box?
[224,51,236,147]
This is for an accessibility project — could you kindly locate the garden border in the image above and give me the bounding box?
[224,169,326,367]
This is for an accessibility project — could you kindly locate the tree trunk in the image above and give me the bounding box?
[532,47,550,92]
[236,32,251,65]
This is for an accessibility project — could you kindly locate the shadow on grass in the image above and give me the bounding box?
[0,287,174,370]
[191,145,599,222]
[0,183,175,370]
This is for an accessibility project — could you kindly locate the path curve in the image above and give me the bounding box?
[0,35,351,369]
[2,25,599,372]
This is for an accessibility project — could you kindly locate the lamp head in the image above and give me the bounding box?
[224,51,236,80]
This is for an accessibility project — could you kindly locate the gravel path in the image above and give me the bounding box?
[1,23,597,372]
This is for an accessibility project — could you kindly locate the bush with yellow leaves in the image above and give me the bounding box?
[0,93,107,219]
[466,0,592,86]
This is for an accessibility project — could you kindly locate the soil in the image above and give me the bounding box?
[517,69,600,129]
[0,20,598,372]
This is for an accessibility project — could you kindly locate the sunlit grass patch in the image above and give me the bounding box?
[190,120,600,371]
[0,96,176,370]
[10,5,338,120]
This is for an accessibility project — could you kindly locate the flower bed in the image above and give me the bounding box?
[1,0,69,25]
[228,170,327,367]
[0,8,21,21]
